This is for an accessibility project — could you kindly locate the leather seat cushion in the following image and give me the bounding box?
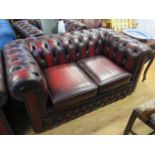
[45,63,97,109]
[78,56,131,94]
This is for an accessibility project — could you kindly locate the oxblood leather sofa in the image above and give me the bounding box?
[2,28,153,133]
[63,20,88,32]
[13,20,44,38]
[63,19,103,32]
[81,19,102,29]
[28,19,43,30]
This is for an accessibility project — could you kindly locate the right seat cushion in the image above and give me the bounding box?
[78,56,131,94]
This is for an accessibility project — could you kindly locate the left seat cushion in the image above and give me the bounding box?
[45,63,97,109]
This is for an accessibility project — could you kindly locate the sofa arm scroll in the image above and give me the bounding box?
[3,41,48,132]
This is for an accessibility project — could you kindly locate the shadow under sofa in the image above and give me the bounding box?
[2,28,153,133]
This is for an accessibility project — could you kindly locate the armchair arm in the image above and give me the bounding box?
[3,41,48,132]
[0,50,7,107]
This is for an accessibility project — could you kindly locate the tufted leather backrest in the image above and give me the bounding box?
[4,28,152,86]
[23,28,152,78]
[25,36,66,68]
[24,29,108,69]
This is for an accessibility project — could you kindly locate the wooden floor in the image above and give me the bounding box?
[26,60,155,135]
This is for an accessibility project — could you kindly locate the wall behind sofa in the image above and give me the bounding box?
[136,19,155,38]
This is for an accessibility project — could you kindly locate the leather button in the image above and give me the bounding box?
[113,52,116,57]
[123,58,127,64]
[11,65,23,72]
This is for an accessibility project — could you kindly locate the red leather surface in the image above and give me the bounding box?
[64,20,88,32]
[3,41,48,100]
[45,63,97,109]
[2,27,153,133]
[82,19,102,29]
[78,56,131,94]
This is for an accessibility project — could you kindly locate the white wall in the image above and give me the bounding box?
[40,19,58,35]
[136,19,155,38]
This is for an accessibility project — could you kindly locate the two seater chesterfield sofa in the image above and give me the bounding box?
[2,28,153,133]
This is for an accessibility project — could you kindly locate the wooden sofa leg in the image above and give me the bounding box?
[23,90,44,133]
[123,110,137,135]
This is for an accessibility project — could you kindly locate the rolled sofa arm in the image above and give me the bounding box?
[3,40,48,132]
[28,19,43,30]
[64,20,88,32]
[13,20,44,38]
[136,43,154,82]
[124,40,153,89]
[104,30,153,92]
[0,50,7,107]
